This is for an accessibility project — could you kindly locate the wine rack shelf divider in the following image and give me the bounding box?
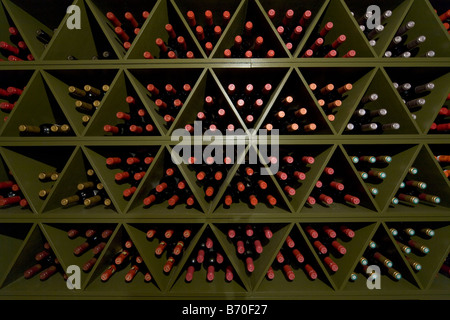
[0,0,449,300]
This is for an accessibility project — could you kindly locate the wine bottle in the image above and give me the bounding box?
[172,228,193,256]
[101,239,141,282]
[18,123,72,136]
[143,167,196,208]
[192,10,227,55]
[225,20,275,58]
[391,226,431,255]
[268,8,309,51]
[298,10,313,27]
[105,97,157,136]
[153,22,194,60]
[280,258,295,281]
[266,266,275,280]
[439,10,450,23]
[275,238,317,279]
[397,82,435,103]
[74,228,112,259]
[395,21,415,38]
[0,40,33,61]
[7,26,23,46]
[439,255,450,277]
[185,257,201,282]
[371,250,394,269]
[61,177,107,208]
[316,34,347,57]
[396,175,441,205]
[307,21,353,57]
[24,243,61,280]
[35,29,51,45]
[110,12,139,49]
[0,176,27,207]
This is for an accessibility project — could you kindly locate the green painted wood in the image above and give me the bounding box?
[384,67,450,134]
[256,0,330,58]
[211,223,292,291]
[169,68,247,136]
[343,0,414,57]
[395,0,450,58]
[258,66,335,135]
[299,0,377,58]
[387,145,450,215]
[300,67,376,135]
[212,67,288,133]
[41,0,117,61]
[40,146,118,215]
[301,222,378,290]
[256,222,336,293]
[384,221,450,290]
[0,71,74,138]
[126,0,204,60]
[0,146,74,213]
[42,68,119,137]
[342,144,421,213]
[125,146,207,215]
[273,144,337,213]
[0,223,33,288]
[81,223,161,293]
[211,0,290,59]
[172,0,242,58]
[170,223,249,294]
[0,1,19,61]
[82,145,161,214]
[2,0,63,61]
[82,70,161,137]
[40,222,118,290]
[85,0,160,59]
[344,222,421,292]
[1,224,67,292]
[301,145,379,214]
[213,145,294,215]
[0,70,36,132]
[126,67,204,136]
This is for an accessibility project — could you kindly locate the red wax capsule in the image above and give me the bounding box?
[283,264,295,281]
[305,264,317,280]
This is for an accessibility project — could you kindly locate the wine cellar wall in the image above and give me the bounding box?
[0,0,449,300]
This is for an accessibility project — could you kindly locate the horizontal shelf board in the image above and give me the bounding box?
[0,58,449,70]
[0,290,448,299]
[0,215,447,223]
[0,136,449,146]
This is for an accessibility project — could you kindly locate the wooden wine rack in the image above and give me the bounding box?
[0,0,449,300]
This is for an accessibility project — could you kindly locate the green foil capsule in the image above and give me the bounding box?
[370,187,379,196]
[376,155,392,163]
[388,268,402,280]
[359,171,369,180]
[390,228,398,236]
